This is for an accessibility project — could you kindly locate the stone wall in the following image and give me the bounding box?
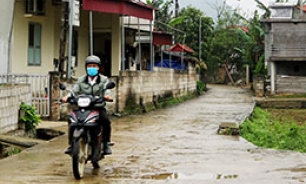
[0,84,31,134]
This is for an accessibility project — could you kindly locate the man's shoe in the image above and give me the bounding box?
[64,146,72,154]
[103,144,112,155]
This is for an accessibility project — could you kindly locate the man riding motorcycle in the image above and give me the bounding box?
[61,55,113,161]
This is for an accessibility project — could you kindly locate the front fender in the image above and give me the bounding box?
[73,128,84,138]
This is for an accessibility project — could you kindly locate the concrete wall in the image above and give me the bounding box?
[116,66,198,113]
[57,66,198,117]
[270,22,306,58]
[263,19,306,94]
[256,98,306,109]
[276,75,306,94]
[0,0,14,74]
[0,84,32,134]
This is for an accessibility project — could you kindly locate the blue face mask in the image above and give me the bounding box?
[87,67,98,77]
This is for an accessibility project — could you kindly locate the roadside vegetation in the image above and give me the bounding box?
[146,0,272,84]
[19,102,41,132]
[240,107,306,153]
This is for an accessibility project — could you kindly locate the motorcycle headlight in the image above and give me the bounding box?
[69,117,76,123]
[87,118,96,123]
[77,97,91,107]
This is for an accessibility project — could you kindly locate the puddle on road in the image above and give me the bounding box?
[141,172,238,180]
[36,128,65,140]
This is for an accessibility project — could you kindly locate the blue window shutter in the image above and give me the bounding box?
[28,23,41,65]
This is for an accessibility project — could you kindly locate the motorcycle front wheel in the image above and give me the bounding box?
[72,137,87,179]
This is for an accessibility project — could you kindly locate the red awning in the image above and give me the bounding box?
[166,43,195,53]
[83,0,155,20]
[153,31,173,45]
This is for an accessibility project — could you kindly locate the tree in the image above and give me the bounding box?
[242,11,265,75]
[146,0,173,31]
[175,6,214,59]
[254,0,271,18]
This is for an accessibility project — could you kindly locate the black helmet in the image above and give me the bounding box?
[85,55,101,67]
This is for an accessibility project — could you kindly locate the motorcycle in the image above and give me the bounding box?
[59,82,115,179]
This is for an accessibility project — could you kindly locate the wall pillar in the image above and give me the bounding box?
[111,14,121,76]
[49,71,60,121]
[271,61,276,94]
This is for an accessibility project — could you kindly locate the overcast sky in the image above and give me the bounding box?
[179,0,299,19]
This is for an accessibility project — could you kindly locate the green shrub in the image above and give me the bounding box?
[240,107,306,153]
[196,81,206,95]
[19,102,41,131]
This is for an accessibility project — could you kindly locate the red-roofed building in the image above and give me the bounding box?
[167,43,195,54]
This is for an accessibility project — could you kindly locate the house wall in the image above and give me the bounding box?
[0,0,14,75]
[276,75,306,94]
[264,19,306,94]
[12,0,56,74]
[0,84,31,134]
[270,22,306,58]
[12,1,121,78]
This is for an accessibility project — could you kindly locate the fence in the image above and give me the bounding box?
[0,74,50,117]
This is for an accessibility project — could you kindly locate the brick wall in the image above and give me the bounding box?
[0,84,31,134]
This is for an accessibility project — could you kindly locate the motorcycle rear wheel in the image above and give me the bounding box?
[72,138,87,179]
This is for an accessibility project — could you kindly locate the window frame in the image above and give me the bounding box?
[28,22,42,66]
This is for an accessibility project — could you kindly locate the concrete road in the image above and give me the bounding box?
[0,84,305,184]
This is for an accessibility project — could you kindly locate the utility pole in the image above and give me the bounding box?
[175,0,179,17]
[58,1,69,79]
[299,0,303,18]
[199,17,201,62]
[174,0,179,43]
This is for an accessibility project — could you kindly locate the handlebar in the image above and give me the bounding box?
[60,95,113,105]
[105,99,113,102]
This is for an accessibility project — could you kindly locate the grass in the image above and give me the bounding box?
[240,107,306,153]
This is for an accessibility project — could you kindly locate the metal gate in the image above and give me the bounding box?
[0,74,50,117]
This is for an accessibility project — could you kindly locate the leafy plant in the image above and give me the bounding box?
[240,107,306,153]
[196,81,206,95]
[7,147,22,156]
[253,55,267,75]
[19,102,41,131]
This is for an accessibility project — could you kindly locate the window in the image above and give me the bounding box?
[26,0,45,15]
[28,22,41,66]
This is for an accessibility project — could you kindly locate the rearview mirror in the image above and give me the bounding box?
[59,83,66,90]
[106,82,116,89]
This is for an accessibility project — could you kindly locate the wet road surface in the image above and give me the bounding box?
[0,84,306,184]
